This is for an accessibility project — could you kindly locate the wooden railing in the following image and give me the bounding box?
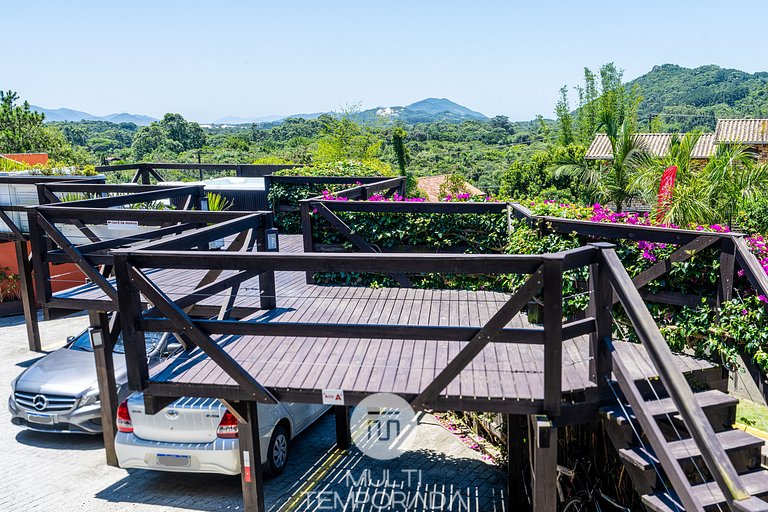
[114,216,598,413]
[94,162,300,184]
[510,202,768,311]
[298,179,505,280]
[0,174,105,351]
[26,184,262,319]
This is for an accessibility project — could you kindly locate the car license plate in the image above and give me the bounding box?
[27,413,54,425]
[156,454,191,467]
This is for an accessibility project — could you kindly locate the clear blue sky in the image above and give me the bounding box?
[4,0,767,123]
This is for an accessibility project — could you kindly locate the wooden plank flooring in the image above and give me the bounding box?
[52,234,718,410]
[149,332,715,406]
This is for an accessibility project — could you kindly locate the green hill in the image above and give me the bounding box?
[627,64,768,131]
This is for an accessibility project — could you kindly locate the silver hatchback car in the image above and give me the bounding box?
[8,329,181,434]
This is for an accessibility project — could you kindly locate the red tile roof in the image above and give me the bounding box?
[1,153,49,166]
[416,174,484,202]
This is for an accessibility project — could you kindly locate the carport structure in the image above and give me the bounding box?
[98,212,760,512]
[23,183,278,467]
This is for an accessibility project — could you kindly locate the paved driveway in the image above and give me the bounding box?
[0,314,506,511]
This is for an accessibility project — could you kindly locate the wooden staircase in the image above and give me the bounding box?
[601,347,768,511]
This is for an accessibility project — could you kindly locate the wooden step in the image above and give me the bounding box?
[601,389,738,426]
[619,429,764,471]
[642,469,768,511]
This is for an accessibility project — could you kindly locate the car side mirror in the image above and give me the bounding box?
[66,336,75,344]
[163,342,183,357]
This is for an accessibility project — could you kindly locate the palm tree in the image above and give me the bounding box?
[704,144,765,228]
[554,114,647,212]
[632,131,714,226]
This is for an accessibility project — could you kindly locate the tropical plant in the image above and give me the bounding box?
[631,131,714,225]
[206,192,232,212]
[554,115,648,211]
[0,267,21,302]
[704,144,767,228]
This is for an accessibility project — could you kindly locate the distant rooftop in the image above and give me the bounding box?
[585,133,715,160]
[0,153,49,166]
[416,174,484,201]
[715,119,768,144]
[585,119,768,160]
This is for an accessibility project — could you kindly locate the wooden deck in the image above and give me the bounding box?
[146,325,717,415]
[53,234,719,415]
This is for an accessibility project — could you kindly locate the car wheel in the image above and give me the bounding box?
[264,425,289,476]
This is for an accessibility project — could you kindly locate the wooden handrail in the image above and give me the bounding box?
[734,236,768,300]
[601,246,760,510]
[130,213,268,251]
[311,176,405,200]
[47,185,204,209]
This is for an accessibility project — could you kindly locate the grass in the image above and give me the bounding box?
[736,399,768,435]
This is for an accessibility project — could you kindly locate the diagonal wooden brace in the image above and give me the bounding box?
[0,208,24,241]
[37,213,119,301]
[40,187,102,242]
[410,266,543,409]
[126,263,278,404]
[314,202,413,287]
[613,234,719,304]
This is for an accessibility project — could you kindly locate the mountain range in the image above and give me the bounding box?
[33,97,487,126]
[32,64,768,130]
[213,98,487,125]
[31,106,157,125]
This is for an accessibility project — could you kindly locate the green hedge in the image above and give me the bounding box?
[268,160,396,233]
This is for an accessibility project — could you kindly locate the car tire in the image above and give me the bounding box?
[264,425,289,476]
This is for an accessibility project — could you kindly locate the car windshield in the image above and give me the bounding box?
[69,330,166,354]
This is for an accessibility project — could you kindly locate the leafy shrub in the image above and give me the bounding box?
[737,197,768,233]
[268,160,395,232]
[659,295,768,371]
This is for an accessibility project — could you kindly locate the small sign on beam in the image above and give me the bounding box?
[89,328,103,349]
[322,389,345,405]
[107,220,139,230]
[266,228,279,251]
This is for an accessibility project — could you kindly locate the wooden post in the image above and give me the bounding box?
[140,164,151,185]
[15,241,41,352]
[88,310,120,467]
[113,254,149,392]
[718,236,736,308]
[531,415,557,512]
[588,243,613,392]
[255,219,277,310]
[507,413,530,511]
[334,405,351,450]
[299,200,315,284]
[542,258,563,416]
[239,401,266,512]
[536,259,561,512]
[27,210,52,321]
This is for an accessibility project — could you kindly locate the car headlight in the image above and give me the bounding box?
[79,389,100,407]
[10,377,18,391]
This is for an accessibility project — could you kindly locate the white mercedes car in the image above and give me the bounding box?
[115,393,329,476]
